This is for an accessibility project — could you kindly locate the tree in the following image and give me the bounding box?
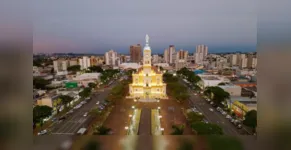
[191,122,223,135]
[94,126,112,135]
[67,65,81,73]
[186,112,204,124]
[204,86,230,106]
[59,95,74,107]
[88,82,97,89]
[79,87,92,98]
[171,124,185,135]
[243,110,257,129]
[33,105,53,125]
[88,66,103,73]
[33,77,50,90]
[82,140,101,150]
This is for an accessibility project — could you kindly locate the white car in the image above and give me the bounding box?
[38,130,47,135]
[226,115,231,119]
[221,111,227,115]
[209,108,214,112]
[96,101,100,105]
[83,112,88,117]
[210,102,214,105]
[194,93,197,96]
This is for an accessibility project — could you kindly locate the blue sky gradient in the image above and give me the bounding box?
[33,0,256,54]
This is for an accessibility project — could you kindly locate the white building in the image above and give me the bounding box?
[53,59,69,72]
[153,63,169,68]
[119,63,140,70]
[152,55,159,63]
[195,45,208,64]
[78,56,91,70]
[197,74,230,89]
[105,50,118,66]
[169,45,176,64]
[73,73,101,81]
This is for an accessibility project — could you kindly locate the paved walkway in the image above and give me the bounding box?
[138,108,151,135]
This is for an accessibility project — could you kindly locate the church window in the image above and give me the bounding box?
[146,83,148,87]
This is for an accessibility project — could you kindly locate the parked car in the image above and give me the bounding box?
[230,118,235,123]
[237,124,242,129]
[96,101,100,105]
[210,102,214,105]
[226,115,231,119]
[83,112,88,117]
[38,130,48,135]
[209,108,214,112]
[221,111,227,115]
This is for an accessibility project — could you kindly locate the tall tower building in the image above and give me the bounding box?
[130,44,142,63]
[195,45,208,64]
[164,49,169,63]
[105,50,118,66]
[169,45,176,64]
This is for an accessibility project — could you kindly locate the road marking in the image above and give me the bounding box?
[51,132,74,135]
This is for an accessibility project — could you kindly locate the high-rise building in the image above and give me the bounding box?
[175,49,188,70]
[78,56,91,69]
[252,57,257,68]
[90,56,98,66]
[230,54,238,66]
[69,59,78,66]
[239,54,247,69]
[130,44,142,63]
[195,45,208,64]
[164,49,169,63]
[247,54,255,68]
[53,59,69,72]
[177,49,188,60]
[105,50,118,66]
[169,45,176,64]
[152,55,159,63]
[120,55,127,63]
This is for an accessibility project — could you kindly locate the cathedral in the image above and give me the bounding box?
[129,35,167,99]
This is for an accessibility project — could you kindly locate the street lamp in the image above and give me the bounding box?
[160,128,164,131]
[159,115,162,119]
[129,115,132,117]
[125,126,129,130]
[157,107,161,110]
[131,106,135,109]
[134,99,137,102]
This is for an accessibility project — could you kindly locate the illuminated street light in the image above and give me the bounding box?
[160,128,164,131]
[159,115,162,118]
[125,126,129,130]
[157,107,161,110]
[132,106,135,109]
[134,99,137,102]
[173,73,176,76]
[129,115,133,117]
[157,100,160,102]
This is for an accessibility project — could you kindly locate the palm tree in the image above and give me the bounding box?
[94,125,112,135]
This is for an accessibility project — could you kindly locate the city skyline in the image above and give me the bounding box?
[34,0,256,54]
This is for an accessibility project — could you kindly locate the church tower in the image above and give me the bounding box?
[143,34,152,75]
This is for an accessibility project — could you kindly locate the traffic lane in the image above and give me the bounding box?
[190,94,240,136]
[51,86,112,134]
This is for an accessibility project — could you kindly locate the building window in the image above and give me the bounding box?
[157,89,159,91]
[135,89,137,91]
[146,74,148,76]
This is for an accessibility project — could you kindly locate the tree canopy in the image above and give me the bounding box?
[243,110,257,129]
[171,124,185,135]
[191,122,223,135]
[67,65,81,72]
[94,126,112,135]
[186,112,204,124]
[88,82,97,89]
[79,87,92,98]
[88,66,103,73]
[177,67,202,84]
[33,105,53,123]
[204,86,230,106]
[33,77,50,90]
[59,95,74,107]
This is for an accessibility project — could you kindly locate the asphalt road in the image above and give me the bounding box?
[180,79,241,136]
[50,81,118,135]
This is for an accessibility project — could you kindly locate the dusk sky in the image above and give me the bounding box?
[33,0,256,54]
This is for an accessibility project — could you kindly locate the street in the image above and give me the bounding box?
[49,81,118,135]
[180,79,241,136]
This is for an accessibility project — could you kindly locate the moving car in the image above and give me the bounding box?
[226,115,231,119]
[83,112,88,117]
[209,108,214,112]
[96,101,100,105]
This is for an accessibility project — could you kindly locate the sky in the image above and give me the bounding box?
[33,0,257,54]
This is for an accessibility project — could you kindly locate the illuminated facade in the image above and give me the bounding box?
[129,35,167,99]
